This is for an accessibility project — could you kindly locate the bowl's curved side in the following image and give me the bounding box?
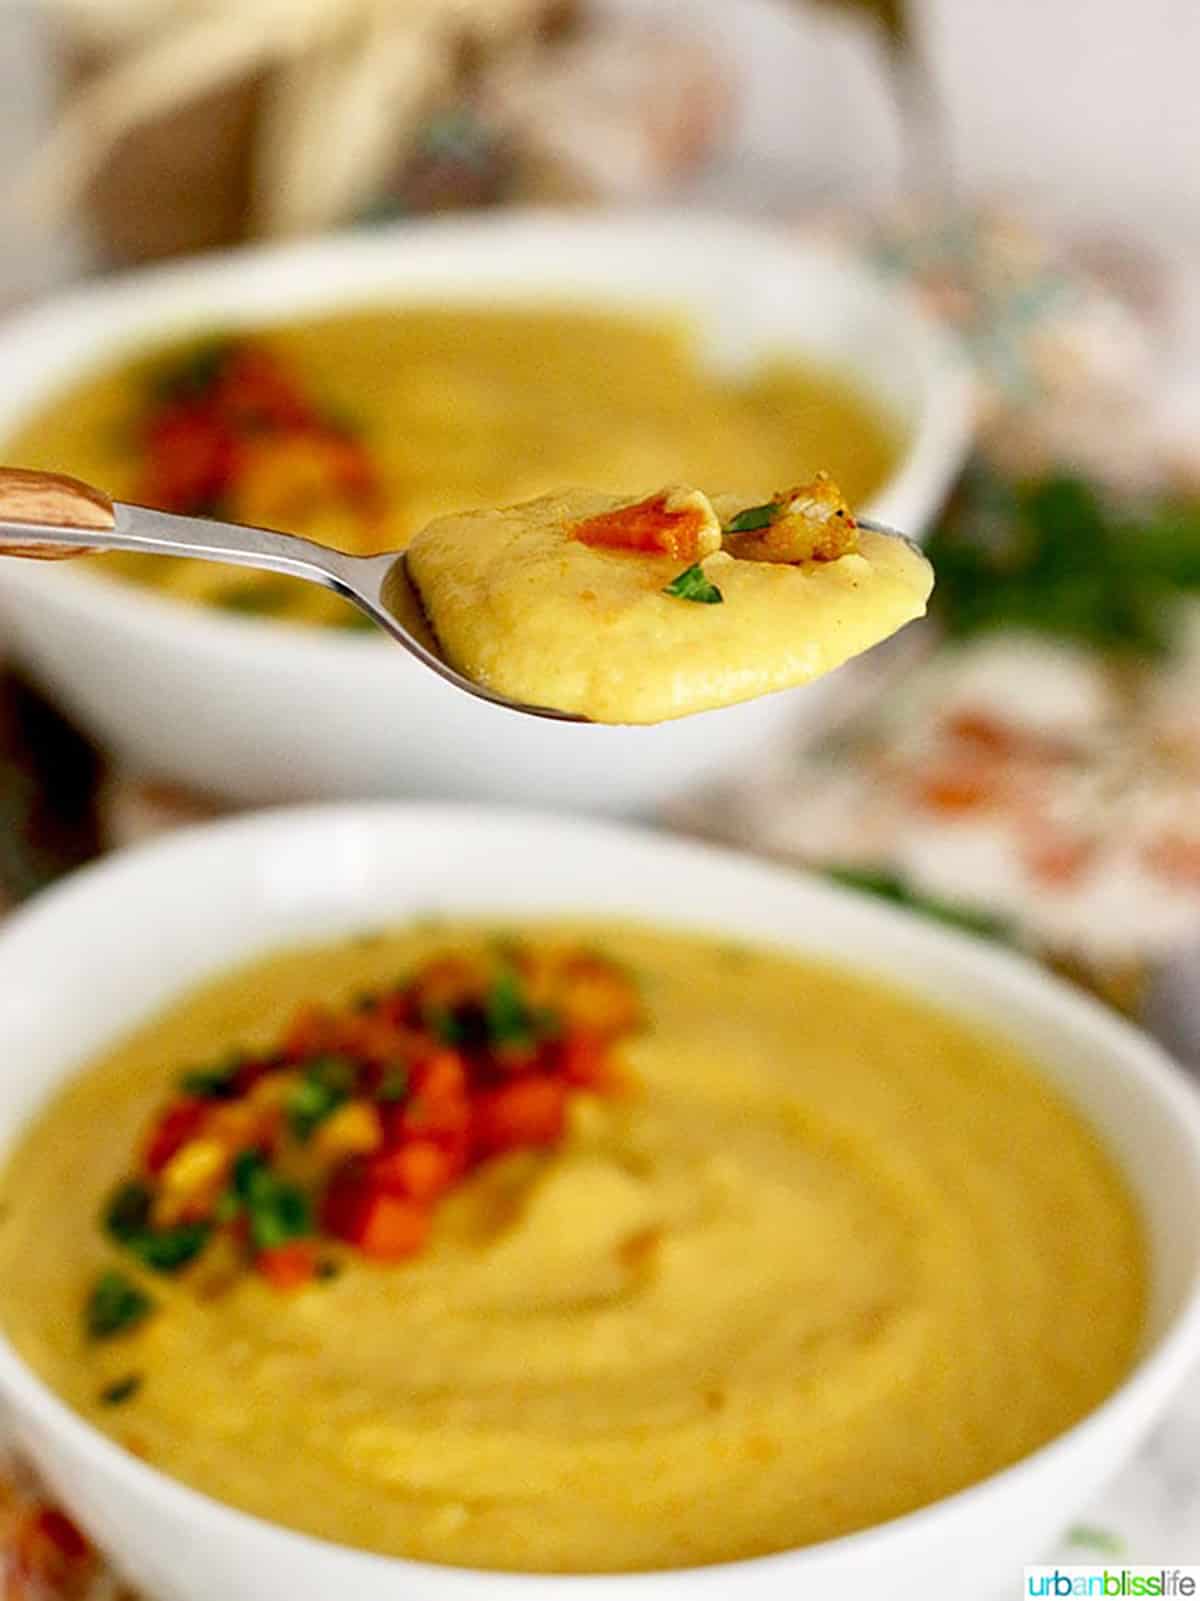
[0,215,971,812]
[0,805,1194,1601]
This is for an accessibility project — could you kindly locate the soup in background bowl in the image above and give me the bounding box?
[0,216,970,811]
[0,921,1143,1573]
[0,806,1194,1601]
[6,308,899,629]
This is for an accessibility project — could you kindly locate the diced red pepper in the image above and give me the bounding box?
[558,1032,616,1090]
[216,346,316,432]
[144,1098,208,1175]
[323,1167,429,1259]
[138,404,235,514]
[473,1075,567,1158]
[256,1240,319,1292]
[572,494,708,561]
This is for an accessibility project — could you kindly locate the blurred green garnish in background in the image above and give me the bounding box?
[926,463,1200,657]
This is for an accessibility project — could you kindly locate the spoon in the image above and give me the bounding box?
[0,466,588,723]
[0,467,916,725]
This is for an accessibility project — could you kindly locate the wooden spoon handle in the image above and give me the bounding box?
[0,468,115,559]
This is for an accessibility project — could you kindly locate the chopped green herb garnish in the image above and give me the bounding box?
[663,564,723,605]
[926,464,1200,656]
[99,1374,142,1406]
[150,339,234,404]
[233,1152,313,1250]
[725,500,778,533]
[104,1180,153,1243]
[286,1056,356,1140]
[128,1221,212,1274]
[181,1055,244,1099]
[377,1066,410,1102]
[486,969,536,1044]
[427,1005,466,1045]
[87,1271,154,1339]
[104,1180,212,1273]
[213,1189,241,1224]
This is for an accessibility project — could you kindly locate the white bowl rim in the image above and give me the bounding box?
[0,801,1196,1589]
[0,209,972,667]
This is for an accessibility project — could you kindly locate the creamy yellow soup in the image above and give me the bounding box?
[406,486,933,722]
[3,309,900,628]
[0,924,1143,1573]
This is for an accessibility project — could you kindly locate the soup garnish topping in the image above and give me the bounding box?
[134,338,384,539]
[86,943,640,1331]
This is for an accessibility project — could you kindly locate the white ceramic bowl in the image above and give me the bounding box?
[0,212,970,815]
[0,805,1196,1601]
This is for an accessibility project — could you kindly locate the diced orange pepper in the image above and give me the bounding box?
[559,1032,616,1090]
[558,957,641,1037]
[572,493,707,561]
[256,1240,319,1292]
[355,1192,431,1260]
[473,1075,567,1157]
[369,1140,456,1202]
[416,1049,468,1105]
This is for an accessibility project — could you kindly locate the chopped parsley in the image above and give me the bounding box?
[286,1057,356,1140]
[87,1271,154,1339]
[376,1066,410,1102]
[427,1005,467,1045]
[104,1179,153,1243]
[663,564,723,605]
[724,500,778,533]
[233,1152,313,1251]
[150,339,234,405]
[180,1056,244,1099]
[129,1222,212,1274]
[99,1374,142,1406]
[103,1180,212,1273]
[486,969,536,1044]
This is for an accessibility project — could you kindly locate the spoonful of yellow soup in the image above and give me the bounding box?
[404,474,933,723]
[0,466,931,724]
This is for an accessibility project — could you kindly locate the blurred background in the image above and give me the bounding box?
[1,0,1200,1587]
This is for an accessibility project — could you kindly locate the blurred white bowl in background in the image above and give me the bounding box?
[0,212,970,814]
[0,805,1195,1601]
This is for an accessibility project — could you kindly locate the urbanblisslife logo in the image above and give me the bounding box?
[1025,1570,1199,1597]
